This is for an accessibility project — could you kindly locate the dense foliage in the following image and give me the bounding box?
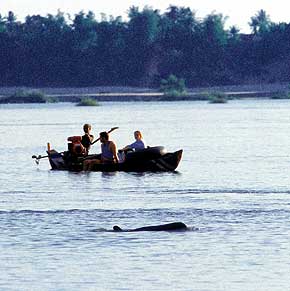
[160,74,186,97]
[0,7,289,87]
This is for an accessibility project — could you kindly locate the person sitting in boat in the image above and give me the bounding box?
[118,130,146,162]
[83,131,118,171]
[100,131,118,163]
[81,123,94,154]
[121,130,146,152]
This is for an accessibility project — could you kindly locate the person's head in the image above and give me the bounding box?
[83,124,91,134]
[134,130,142,140]
[99,131,109,143]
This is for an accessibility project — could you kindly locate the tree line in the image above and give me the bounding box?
[0,7,289,87]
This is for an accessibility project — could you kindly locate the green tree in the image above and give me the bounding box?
[125,6,161,84]
[158,6,198,82]
[160,74,186,97]
[92,16,127,84]
[249,9,271,35]
[194,13,229,85]
[20,12,72,85]
[1,7,290,87]
[228,26,240,43]
[0,14,6,33]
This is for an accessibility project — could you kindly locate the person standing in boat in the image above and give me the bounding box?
[81,123,94,154]
[121,130,146,151]
[83,131,118,171]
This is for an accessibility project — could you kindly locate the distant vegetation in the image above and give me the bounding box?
[270,90,290,99]
[0,89,58,103]
[207,92,228,103]
[160,74,187,98]
[0,8,290,87]
[76,97,99,106]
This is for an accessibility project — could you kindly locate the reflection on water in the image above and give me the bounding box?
[1,100,290,290]
[101,171,118,178]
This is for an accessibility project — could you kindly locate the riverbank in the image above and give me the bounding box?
[0,83,289,102]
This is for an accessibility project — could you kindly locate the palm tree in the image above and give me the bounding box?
[249,9,271,35]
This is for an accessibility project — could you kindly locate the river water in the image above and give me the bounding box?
[0,100,290,291]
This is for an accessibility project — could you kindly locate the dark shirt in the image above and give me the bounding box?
[81,134,94,151]
[101,141,114,161]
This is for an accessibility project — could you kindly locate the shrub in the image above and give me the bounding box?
[271,90,290,99]
[45,96,59,103]
[207,91,228,103]
[76,97,99,106]
[160,74,187,98]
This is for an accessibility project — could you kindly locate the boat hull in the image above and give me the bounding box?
[47,147,183,172]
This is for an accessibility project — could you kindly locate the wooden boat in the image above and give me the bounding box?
[47,146,182,172]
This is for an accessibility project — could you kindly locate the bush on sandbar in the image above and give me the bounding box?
[160,74,187,99]
[76,97,100,106]
[271,90,290,99]
[207,91,228,103]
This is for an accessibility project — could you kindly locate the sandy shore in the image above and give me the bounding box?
[0,83,288,102]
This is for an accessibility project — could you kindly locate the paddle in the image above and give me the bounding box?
[91,126,119,145]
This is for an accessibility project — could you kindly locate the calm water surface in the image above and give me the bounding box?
[1,100,290,290]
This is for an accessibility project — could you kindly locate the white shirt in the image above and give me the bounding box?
[129,140,146,150]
